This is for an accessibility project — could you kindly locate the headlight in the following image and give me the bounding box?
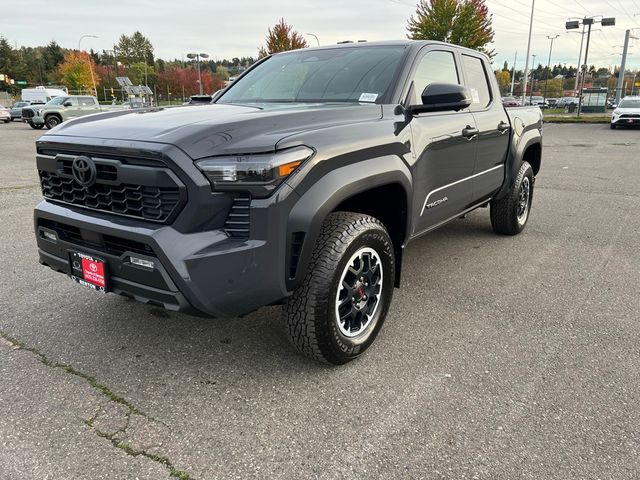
[613,109,620,116]
[195,146,314,197]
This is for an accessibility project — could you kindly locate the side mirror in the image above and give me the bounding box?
[410,83,472,114]
[63,101,72,107]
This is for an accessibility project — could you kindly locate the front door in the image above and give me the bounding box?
[407,48,478,234]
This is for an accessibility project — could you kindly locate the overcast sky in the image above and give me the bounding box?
[2,0,639,70]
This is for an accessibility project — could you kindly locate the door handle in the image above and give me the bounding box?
[497,121,510,133]
[462,125,479,139]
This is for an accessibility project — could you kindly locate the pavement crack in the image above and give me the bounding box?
[0,329,195,480]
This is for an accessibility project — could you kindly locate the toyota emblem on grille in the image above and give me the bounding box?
[72,156,97,187]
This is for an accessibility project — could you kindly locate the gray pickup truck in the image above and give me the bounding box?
[34,40,543,364]
[22,95,102,129]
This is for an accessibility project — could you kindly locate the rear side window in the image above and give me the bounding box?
[461,55,492,110]
[410,50,459,105]
[79,97,95,106]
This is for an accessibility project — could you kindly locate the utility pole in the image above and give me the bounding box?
[574,23,586,93]
[521,0,535,106]
[544,35,560,104]
[510,51,517,96]
[566,16,615,117]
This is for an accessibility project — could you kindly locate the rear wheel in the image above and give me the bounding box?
[490,161,534,235]
[285,212,395,364]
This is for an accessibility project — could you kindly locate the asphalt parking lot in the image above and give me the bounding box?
[1,120,639,479]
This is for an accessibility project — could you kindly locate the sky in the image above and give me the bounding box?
[1,0,639,71]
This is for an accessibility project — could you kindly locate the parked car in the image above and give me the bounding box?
[529,96,548,108]
[610,96,640,129]
[557,96,579,109]
[546,98,558,108]
[33,40,543,364]
[22,95,103,129]
[10,100,36,120]
[502,96,519,107]
[185,95,213,105]
[0,105,10,123]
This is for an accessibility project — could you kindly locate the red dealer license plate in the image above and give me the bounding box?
[69,251,109,293]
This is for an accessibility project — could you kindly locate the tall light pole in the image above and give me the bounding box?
[306,33,320,46]
[614,30,639,105]
[186,52,209,95]
[78,34,98,96]
[510,51,517,96]
[543,35,560,104]
[530,54,537,105]
[521,0,536,106]
[567,17,616,117]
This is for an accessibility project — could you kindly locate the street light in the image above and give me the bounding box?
[566,16,616,116]
[544,35,560,105]
[186,52,209,95]
[78,34,98,97]
[521,0,536,106]
[306,33,320,46]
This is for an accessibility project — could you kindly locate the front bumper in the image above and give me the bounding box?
[35,187,297,318]
[611,116,640,126]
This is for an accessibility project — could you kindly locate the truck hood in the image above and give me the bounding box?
[46,103,383,159]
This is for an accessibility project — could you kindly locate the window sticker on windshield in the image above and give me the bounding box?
[470,88,480,104]
[359,93,378,103]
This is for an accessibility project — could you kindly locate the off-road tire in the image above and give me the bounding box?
[490,161,534,235]
[28,122,44,130]
[285,212,395,365]
[45,115,61,129]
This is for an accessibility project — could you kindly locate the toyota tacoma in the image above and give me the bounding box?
[34,41,543,364]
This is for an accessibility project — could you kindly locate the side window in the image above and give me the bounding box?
[79,96,95,106]
[410,50,459,105]
[461,55,492,110]
[65,97,79,106]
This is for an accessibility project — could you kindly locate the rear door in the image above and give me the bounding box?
[78,96,100,116]
[460,54,510,202]
[406,47,478,234]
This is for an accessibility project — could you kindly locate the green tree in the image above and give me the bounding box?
[258,18,308,58]
[116,31,154,65]
[407,0,494,57]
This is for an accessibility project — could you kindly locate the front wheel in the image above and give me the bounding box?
[490,161,534,235]
[610,123,616,129]
[45,115,61,129]
[285,212,395,365]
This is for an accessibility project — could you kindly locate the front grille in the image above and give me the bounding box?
[224,194,251,238]
[39,171,181,222]
[22,109,34,119]
[39,219,155,257]
[620,114,640,118]
[36,151,186,223]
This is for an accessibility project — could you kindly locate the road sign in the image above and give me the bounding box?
[16,80,27,85]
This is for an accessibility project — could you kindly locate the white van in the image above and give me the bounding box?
[21,86,68,104]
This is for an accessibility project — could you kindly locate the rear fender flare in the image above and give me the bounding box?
[495,127,541,200]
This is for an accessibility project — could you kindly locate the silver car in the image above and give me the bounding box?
[0,105,11,123]
[9,101,33,121]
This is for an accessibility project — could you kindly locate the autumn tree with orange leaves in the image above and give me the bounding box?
[407,0,495,58]
[57,51,100,92]
[258,18,308,58]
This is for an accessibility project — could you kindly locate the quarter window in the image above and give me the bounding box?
[410,50,459,105]
[461,55,492,110]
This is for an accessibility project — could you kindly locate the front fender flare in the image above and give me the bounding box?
[285,155,412,291]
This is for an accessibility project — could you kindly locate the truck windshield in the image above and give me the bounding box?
[217,46,406,105]
[46,97,68,106]
[619,98,640,108]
